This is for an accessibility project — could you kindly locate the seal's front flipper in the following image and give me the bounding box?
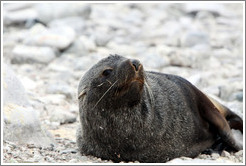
[198,94,243,151]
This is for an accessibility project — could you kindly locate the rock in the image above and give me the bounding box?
[231,129,243,147]
[185,3,226,17]
[11,45,56,64]
[161,20,183,47]
[19,76,37,91]
[235,92,243,101]
[74,56,98,71]
[69,159,79,163]
[203,86,220,97]
[3,63,54,147]
[94,32,112,47]
[49,109,77,125]
[168,157,234,163]
[180,31,209,48]
[137,52,168,70]
[198,154,210,159]
[39,94,66,105]
[221,151,230,158]
[53,71,75,83]
[3,8,38,26]
[79,156,91,162]
[187,74,202,87]
[219,85,239,101]
[167,49,195,67]
[3,103,54,147]
[2,63,29,106]
[78,35,97,52]
[211,153,220,160]
[3,3,33,11]
[64,36,88,56]
[234,150,243,158]
[49,16,86,34]
[33,152,43,162]
[60,149,77,154]
[230,91,243,102]
[134,47,169,70]
[195,10,215,20]
[34,3,91,24]
[46,82,75,99]
[23,24,76,50]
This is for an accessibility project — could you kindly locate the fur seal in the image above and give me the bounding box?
[76,54,243,163]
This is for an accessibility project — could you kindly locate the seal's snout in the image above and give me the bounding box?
[130,59,141,71]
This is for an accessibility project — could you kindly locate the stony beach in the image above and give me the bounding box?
[2,2,244,164]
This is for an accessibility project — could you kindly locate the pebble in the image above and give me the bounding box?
[64,37,88,56]
[60,149,77,154]
[23,24,76,50]
[49,16,86,34]
[221,150,230,157]
[46,82,75,99]
[3,3,33,11]
[3,63,29,106]
[94,32,112,47]
[3,8,38,26]
[69,159,79,162]
[12,45,56,64]
[211,153,220,160]
[49,109,77,125]
[180,31,209,48]
[78,35,97,52]
[234,150,243,158]
[34,3,91,24]
[185,3,226,17]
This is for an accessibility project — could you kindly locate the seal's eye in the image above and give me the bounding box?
[102,69,113,77]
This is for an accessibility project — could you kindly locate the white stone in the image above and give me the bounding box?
[34,3,91,24]
[3,8,38,25]
[3,63,54,147]
[23,24,76,50]
[12,45,56,64]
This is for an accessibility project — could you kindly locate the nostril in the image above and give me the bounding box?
[131,59,141,71]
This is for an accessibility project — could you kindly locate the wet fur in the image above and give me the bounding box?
[77,55,243,163]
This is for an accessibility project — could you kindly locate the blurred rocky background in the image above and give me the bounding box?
[2,2,244,163]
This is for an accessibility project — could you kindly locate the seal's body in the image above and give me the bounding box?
[77,55,243,163]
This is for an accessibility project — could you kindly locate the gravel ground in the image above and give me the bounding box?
[2,2,244,164]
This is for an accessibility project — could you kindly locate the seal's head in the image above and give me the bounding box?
[78,54,145,109]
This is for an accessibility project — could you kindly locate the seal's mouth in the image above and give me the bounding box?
[116,77,144,92]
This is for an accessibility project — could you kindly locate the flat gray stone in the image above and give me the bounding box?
[12,45,56,64]
[3,8,38,26]
[181,31,209,47]
[34,3,91,24]
[23,24,76,50]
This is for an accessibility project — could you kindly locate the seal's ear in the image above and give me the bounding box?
[198,93,243,151]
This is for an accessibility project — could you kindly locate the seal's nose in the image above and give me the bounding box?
[130,59,141,71]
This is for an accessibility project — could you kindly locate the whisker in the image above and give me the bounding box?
[93,79,119,109]
[97,82,104,87]
[106,79,112,85]
[144,77,154,112]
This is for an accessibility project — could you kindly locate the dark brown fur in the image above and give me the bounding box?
[76,55,243,163]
